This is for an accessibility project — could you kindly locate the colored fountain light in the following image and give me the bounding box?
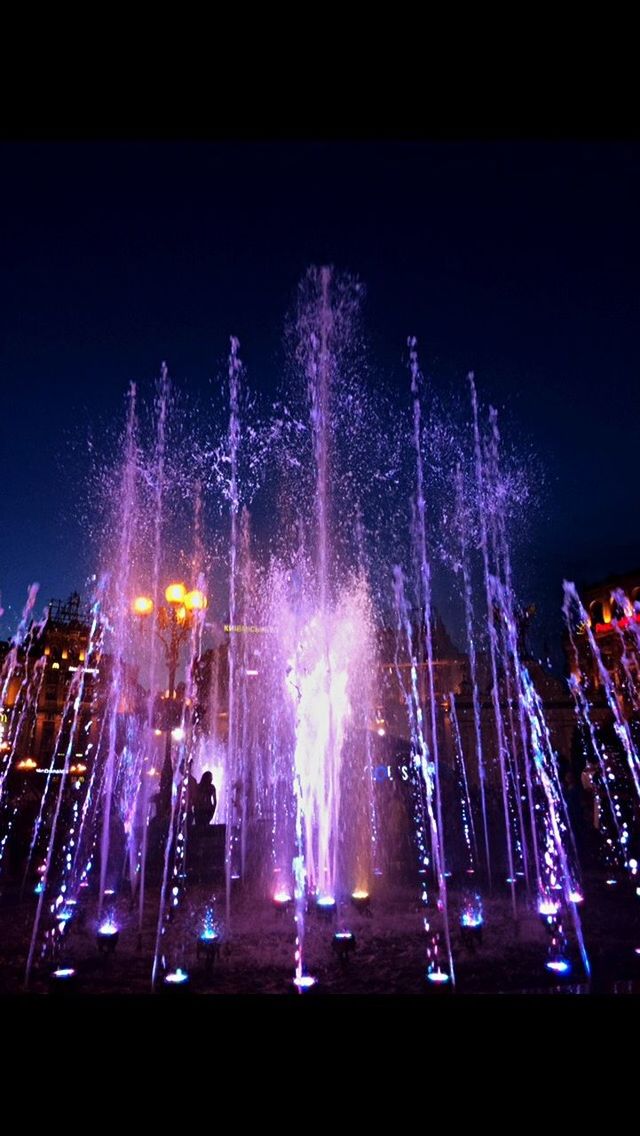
[316,895,337,920]
[197,922,221,966]
[538,899,560,917]
[96,920,119,953]
[426,969,450,985]
[200,928,219,942]
[293,975,317,991]
[351,889,371,914]
[569,890,584,904]
[49,966,79,994]
[460,899,484,949]
[545,957,571,975]
[461,912,483,927]
[273,890,293,911]
[332,930,356,962]
[606,878,618,886]
[164,968,189,986]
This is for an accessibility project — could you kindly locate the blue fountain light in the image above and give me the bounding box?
[200,928,218,942]
[461,911,483,928]
[293,975,317,990]
[546,958,571,975]
[426,970,450,985]
[52,967,76,979]
[164,968,189,985]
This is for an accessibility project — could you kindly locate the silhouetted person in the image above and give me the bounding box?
[194,771,217,829]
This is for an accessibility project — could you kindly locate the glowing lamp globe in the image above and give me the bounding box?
[165,583,186,605]
[133,595,153,616]
[184,589,207,612]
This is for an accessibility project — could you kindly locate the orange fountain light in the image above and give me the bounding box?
[16,757,37,771]
[165,583,186,605]
[184,588,207,612]
[133,595,154,616]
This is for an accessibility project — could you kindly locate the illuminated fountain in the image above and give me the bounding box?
[3,264,639,994]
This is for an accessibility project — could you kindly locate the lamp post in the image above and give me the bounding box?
[132,583,208,777]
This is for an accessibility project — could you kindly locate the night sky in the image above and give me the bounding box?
[1,141,638,648]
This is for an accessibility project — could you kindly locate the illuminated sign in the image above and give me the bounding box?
[224,624,271,634]
[374,763,410,783]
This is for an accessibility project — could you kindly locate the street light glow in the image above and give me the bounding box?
[165,583,186,605]
[184,588,207,611]
[133,595,154,615]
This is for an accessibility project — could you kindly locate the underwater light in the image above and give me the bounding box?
[538,899,560,917]
[546,958,571,975]
[606,878,617,886]
[461,912,483,928]
[332,930,356,962]
[293,975,317,991]
[200,928,219,942]
[569,890,584,904]
[316,896,336,919]
[351,890,371,914]
[273,890,292,906]
[426,970,450,985]
[97,922,119,953]
[197,930,221,966]
[164,968,189,987]
[49,966,78,993]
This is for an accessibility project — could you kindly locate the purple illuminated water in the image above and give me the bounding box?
[5,263,640,993]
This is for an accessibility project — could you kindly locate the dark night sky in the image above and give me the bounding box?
[0,141,639,645]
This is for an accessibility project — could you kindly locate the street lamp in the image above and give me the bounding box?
[132,582,208,698]
[132,582,208,778]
